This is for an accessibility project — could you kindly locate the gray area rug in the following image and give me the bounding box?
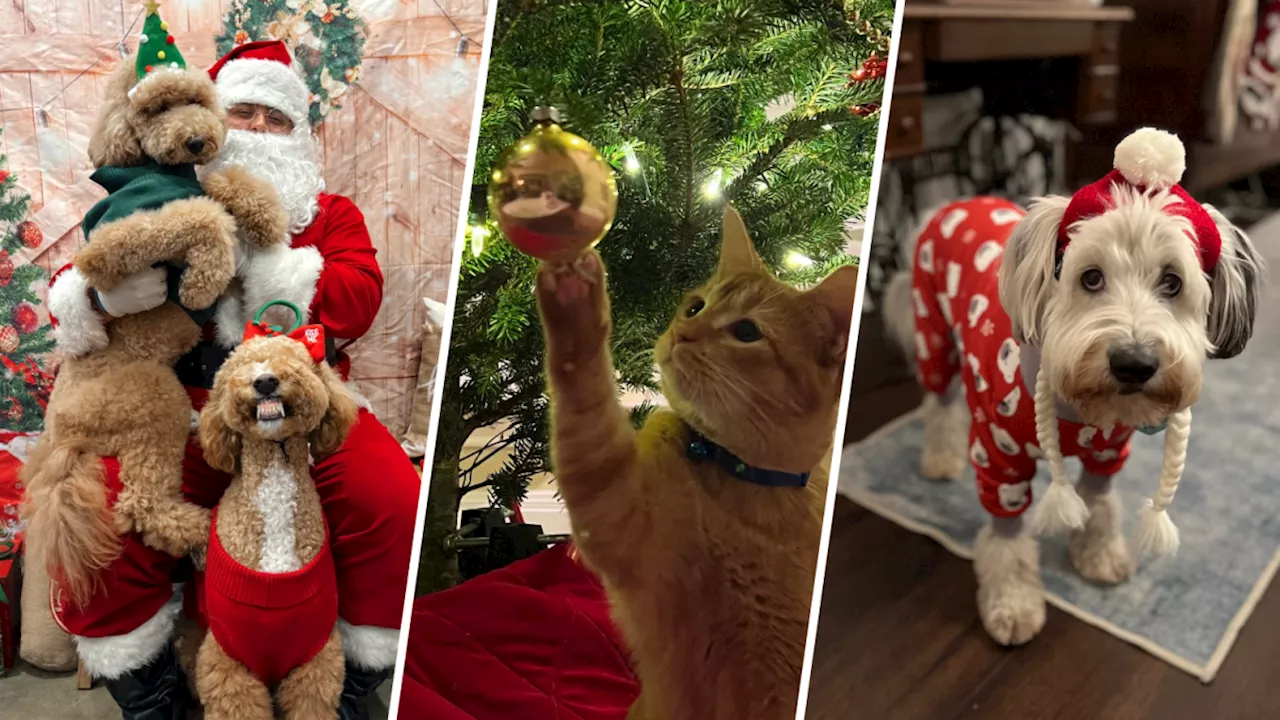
[837,212,1280,683]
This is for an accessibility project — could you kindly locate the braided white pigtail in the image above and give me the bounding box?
[1135,407,1191,556]
[1028,365,1090,534]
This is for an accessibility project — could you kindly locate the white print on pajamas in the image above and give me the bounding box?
[912,288,929,317]
[967,294,989,329]
[945,261,963,298]
[967,353,989,392]
[940,207,968,238]
[973,240,1003,273]
[915,331,931,361]
[989,207,1025,225]
[998,481,1031,511]
[970,437,990,468]
[990,424,1020,456]
[937,293,954,326]
[1077,426,1097,448]
[997,386,1021,417]
[918,240,934,273]
[997,338,1019,384]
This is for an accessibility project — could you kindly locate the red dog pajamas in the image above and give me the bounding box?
[910,197,1133,517]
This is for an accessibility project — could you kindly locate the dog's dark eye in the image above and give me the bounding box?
[1081,268,1105,293]
[1158,272,1182,298]
[729,320,763,343]
[686,297,705,317]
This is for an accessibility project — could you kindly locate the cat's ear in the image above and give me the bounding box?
[717,204,766,276]
[806,264,859,367]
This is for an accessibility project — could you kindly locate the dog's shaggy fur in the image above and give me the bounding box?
[21,57,289,608]
[885,192,1262,646]
[190,335,357,719]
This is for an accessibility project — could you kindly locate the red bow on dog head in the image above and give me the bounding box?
[243,321,327,364]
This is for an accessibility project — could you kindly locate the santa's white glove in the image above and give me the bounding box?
[93,266,168,318]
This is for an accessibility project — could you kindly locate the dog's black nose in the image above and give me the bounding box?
[253,375,279,396]
[186,137,206,155]
[1108,346,1159,386]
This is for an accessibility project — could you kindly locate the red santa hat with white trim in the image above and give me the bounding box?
[207,40,311,130]
[1054,127,1222,277]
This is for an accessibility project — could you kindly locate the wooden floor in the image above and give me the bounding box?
[804,315,1280,720]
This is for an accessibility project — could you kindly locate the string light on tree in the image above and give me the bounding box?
[785,250,815,269]
[469,224,488,256]
[703,168,724,200]
[623,143,641,175]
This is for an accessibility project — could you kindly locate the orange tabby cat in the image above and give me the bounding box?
[534,205,858,720]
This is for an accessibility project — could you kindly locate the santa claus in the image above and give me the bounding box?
[46,41,418,719]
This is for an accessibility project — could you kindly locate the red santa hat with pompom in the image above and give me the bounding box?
[207,40,311,130]
[1055,127,1221,277]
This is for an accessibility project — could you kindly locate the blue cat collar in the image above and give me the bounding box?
[685,429,809,488]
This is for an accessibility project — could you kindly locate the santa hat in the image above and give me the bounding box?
[1032,127,1205,557]
[208,41,311,130]
[1055,127,1222,277]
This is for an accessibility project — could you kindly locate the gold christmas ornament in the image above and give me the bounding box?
[487,106,618,263]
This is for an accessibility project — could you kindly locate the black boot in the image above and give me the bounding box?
[338,662,390,720]
[102,644,192,720]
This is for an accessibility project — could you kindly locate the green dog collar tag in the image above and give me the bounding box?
[253,300,305,334]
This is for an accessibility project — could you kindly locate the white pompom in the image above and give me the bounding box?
[1113,128,1186,190]
[1029,481,1090,535]
[1136,500,1180,556]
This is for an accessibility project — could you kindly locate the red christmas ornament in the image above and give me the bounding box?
[0,170,8,183]
[11,302,38,335]
[5,398,21,423]
[851,102,881,117]
[17,220,41,249]
[0,251,11,287]
[0,325,17,353]
[850,67,866,82]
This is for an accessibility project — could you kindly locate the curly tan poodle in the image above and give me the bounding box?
[189,331,358,720]
[21,57,289,608]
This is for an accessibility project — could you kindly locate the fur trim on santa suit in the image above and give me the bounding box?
[338,620,400,670]
[71,591,183,679]
[47,266,110,357]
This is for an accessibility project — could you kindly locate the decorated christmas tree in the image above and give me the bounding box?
[420,0,893,592]
[0,132,54,433]
[136,1,186,79]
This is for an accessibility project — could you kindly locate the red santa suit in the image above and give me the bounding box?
[910,197,1133,517]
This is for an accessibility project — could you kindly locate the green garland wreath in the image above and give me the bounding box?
[216,0,368,127]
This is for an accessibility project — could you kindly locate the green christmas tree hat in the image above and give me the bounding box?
[132,1,186,89]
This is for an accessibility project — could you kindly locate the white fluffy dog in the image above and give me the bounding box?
[883,128,1263,645]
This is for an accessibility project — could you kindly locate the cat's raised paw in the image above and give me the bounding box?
[539,251,604,306]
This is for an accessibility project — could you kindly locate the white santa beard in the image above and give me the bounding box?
[203,129,325,236]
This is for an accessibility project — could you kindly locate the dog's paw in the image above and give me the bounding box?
[1069,530,1133,585]
[973,525,1046,646]
[1068,489,1133,585]
[535,250,611,367]
[201,167,289,248]
[920,448,965,481]
[141,503,212,558]
[978,581,1047,646]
